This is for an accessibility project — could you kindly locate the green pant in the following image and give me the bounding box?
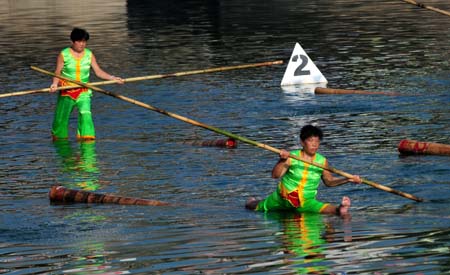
[52,92,95,139]
[256,190,328,213]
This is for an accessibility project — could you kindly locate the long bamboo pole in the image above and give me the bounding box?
[32,66,424,202]
[315,87,400,96]
[402,0,450,17]
[1,60,283,98]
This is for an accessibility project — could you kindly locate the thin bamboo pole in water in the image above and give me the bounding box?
[1,60,282,98]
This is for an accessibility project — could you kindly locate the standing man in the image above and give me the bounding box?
[49,27,123,140]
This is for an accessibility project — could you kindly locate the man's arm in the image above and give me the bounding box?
[321,161,362,187]
[272,149,291,178]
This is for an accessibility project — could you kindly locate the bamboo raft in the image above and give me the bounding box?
[49,185,170,206]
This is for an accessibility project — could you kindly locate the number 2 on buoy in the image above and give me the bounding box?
[293,54,310,76]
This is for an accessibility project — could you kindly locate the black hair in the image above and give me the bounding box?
[70,27,90,42]
[300,125,323,141]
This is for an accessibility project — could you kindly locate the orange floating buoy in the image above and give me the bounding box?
[49,185,170,206]
[184,138,237,148]
[398,139,450,156]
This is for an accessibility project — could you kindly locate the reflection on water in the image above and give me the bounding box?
[0,0,449,274]
[59,242,128,275]
[281,83,326,96]
[53,140,101,191]
[263,212,331,275]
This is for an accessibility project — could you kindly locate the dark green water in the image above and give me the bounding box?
[1,0,449,274]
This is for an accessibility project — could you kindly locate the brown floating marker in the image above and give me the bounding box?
[184,138,237,148]
[398,139,450,156]
[49,185,170,206]
[315,87,399,96]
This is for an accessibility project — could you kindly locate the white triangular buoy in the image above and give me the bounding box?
[280,43,328,86]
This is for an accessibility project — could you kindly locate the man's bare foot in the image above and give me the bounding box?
[339,196,351,216]
[245,197,260,210]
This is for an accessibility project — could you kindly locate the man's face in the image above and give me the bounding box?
[72,39,87,53]
[301,136,320,155]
